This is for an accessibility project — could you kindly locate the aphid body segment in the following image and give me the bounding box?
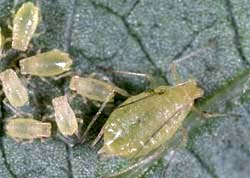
[5,118,51,140]
[0,69,28,107]
[12,2,39,51]
[70,76,129,102]
[52,96,78,136]
[99,80,203,158]
[20,50,73,77]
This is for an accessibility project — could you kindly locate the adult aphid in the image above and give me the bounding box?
[52,95,78,136]
[19,49,73,77]
[69,75,129,141]
[0,69,29,107]
[12,2,39,51]
[93,78,204,177]
[5,118,51,140]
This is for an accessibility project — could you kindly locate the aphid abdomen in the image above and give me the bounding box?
[20,50,72,77]
[52,96,78,136]
[12,2,39,51]
[5,118,51,140]
[0,69,28,107]
[99,80,204,158]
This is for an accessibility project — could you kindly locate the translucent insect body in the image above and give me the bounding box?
[20,49,72,77]
[0,69,29,107]
[99,80,203,159]
[12,2,39,51]
[5,118,51,140]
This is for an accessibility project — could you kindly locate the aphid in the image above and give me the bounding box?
[0,27,5,57]
[19,49,73,77]
[70,75,130,141]
[94,79,203,176]
[69,76,129,102]
[0,69,29,107]
[12,2,39,51]
[52,96,78,136]
[5,118,51,140]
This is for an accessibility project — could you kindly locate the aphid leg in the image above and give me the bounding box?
[22,139,34,144]
[81,89,115,143]
[40,138,46,143]
[104,146,165,178]
[169,63,181,85]
[41,113,54,122]
[13,138,21,143]
[2,98,19,116]
[56,133,75,147]
[53,71,72,81]
[4,114,18,121]
[191,106,226,119]
[161,127,188,177]
[91,124,105,147]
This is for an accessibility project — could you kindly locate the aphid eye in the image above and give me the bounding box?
[12,2,40,51]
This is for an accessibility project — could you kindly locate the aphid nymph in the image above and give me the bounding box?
[69,75,130,142]
[5,118,51,140]
[19,49,73,77]
[12,2,40,51]
[0,69,29,107]
[52,95,78,136]
[69,75,129,102]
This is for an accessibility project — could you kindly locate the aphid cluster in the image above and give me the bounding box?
[0,2,206,177]
[0,2,131,143]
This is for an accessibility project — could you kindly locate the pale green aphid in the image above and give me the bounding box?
[0,69,29,107]
[5,118,51,140]
[52,96,78,136]
[69,76,129,102]
[98,80,203,158]
[0,27,5,57]
[12,2,39,51]
[19,49,73,77]
[70,75,130,142]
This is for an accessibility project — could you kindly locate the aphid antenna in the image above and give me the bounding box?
[172,46,209,65]
[172,38,216,66]
[9,0,18,19]
[88,72,113,84]
[191,106,227,119]
[81,89,115,144]
[112,70,153,81]
[104,146,165,178]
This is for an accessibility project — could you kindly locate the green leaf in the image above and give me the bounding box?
[0,0,249,178]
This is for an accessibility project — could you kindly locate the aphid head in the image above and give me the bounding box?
[182,80,204,100]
